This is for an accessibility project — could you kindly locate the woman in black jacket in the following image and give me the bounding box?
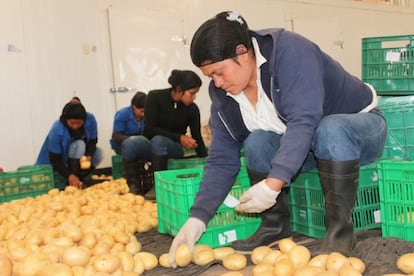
[144,69,208,173]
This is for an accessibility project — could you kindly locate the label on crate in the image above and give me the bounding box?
[385,51,401,62]
[374,210,381,223]
[218,230,237,245]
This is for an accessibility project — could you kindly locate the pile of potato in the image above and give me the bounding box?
[0,179,158,275]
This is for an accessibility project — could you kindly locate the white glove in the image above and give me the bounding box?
[235,179,281,213]
[168,217,206,268]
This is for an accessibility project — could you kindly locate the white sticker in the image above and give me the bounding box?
[374,210,381,223]
[218,230,238,245]
[385,51,401,62]
[223,194,240,208]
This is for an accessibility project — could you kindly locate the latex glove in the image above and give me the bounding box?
[168,217,206,268]
[235,179,281,213]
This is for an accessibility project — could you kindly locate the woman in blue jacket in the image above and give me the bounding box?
[110,91,151,195]
[36,97,102,189]
[168,11,387,265]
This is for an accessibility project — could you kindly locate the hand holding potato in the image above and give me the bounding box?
[167,217,206,268]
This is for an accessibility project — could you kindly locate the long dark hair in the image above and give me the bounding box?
[190,11,253,67]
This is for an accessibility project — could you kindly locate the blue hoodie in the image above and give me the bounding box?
[190,28,375,225]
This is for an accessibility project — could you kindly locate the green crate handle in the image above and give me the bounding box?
[176,173,201,179]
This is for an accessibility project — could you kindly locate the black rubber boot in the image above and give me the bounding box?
[142,163,154,194]
[151,155,168,171]
[314,159,360,257]
[231,169,292,253]
[123,160,145,195]
[145,155,168,200]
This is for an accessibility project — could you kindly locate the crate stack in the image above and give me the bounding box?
[288,34,414,239]
[363,34,414,242]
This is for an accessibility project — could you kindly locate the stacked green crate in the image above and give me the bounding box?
[377,159,414,241]
[378,95,414,160]
[362,34,414,95]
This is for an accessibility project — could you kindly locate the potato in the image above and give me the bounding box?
[113,231,130,245]
[261,249,282,265]
[62,246,90,267]
[288,245,311,269]
[397,253,414,274]
[116,251,135,272]
[348,256,365,273]
[222,253,247,271]
[192,249,215,266]
[251,246,272,264]
[133,255,145,274]
[273,258,294,275]
[79,232,97,249]
[213,247,235,261]
[278,238,296,253]
[125,241,142,255]
[135,252,158,270]
[71,266,85,276]
[252,263,273,276]
[326,252,350,272]
[37,263,73,276]
[0,253,12,276]
[93,253,121,273]
[294,265,325,276]
[175,244,193,267]
[339,264,362,276]
[308,254,328,269]
[80,156,91,170]
[159,253,172,268]
[18,253,53,276]
[220,272,243,276]
[194,244,212,254]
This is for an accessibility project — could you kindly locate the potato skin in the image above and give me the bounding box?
[223,253,247,271]
[397,253,414,274]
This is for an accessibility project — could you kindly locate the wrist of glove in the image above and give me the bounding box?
[168,217,206,268]
[235,179,281,213]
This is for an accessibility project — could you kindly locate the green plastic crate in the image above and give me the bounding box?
[155,167,261,248]
[362,34,414,95]
[378,96,414,160]
[0,165,54,203]
[111,155,125,179]
[288,162,381,239]
[377,159,414,241]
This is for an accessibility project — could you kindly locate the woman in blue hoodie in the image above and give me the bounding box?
[168,11,387,266]
[36,97,102,189]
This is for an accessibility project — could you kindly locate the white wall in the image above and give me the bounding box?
[0,0,413,171]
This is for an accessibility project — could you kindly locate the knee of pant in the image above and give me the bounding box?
[313,121,350,159]
[91,148,103,167]
[68,140,86,158]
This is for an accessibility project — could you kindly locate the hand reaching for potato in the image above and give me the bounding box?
[68,174,83,189]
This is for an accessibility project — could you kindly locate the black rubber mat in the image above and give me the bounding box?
[135,228,414,275]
